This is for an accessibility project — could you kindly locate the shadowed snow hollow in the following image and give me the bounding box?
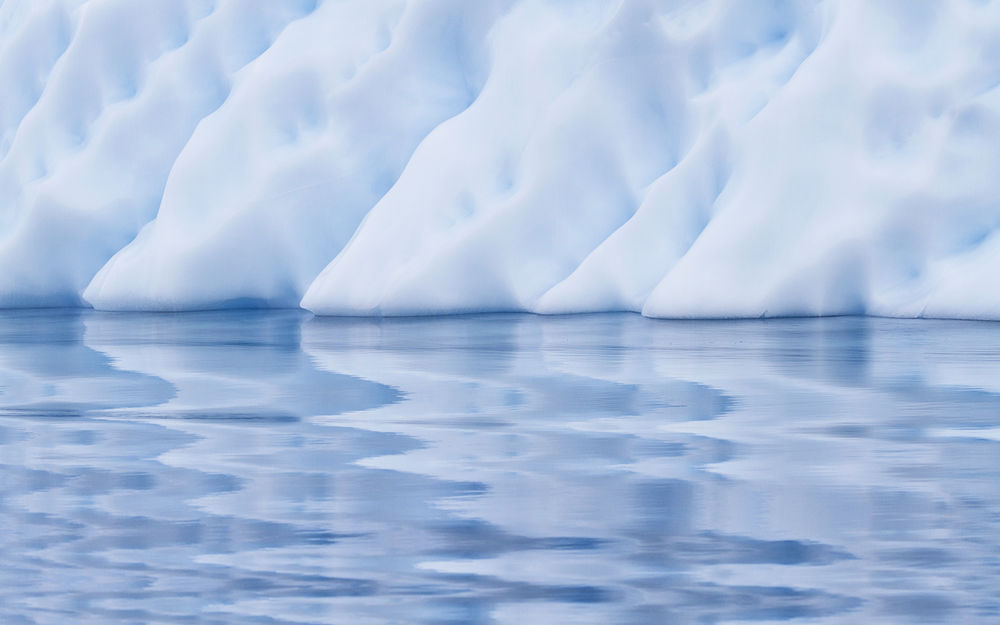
[1,0,999,317]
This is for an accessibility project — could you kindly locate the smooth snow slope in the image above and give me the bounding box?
[2,0,1000,318]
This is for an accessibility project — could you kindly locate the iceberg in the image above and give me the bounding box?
[1,0,999,318]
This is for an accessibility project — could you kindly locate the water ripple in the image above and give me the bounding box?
[1,311,999,623]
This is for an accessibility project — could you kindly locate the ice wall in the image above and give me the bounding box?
[2,0,999,318]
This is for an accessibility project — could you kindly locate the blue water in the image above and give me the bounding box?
[1,310,999,624]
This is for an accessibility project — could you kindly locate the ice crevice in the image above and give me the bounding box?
[0,0,327,308]
[0,0,997,319]
[0,0,75,163]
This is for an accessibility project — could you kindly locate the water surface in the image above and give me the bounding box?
[1,310,999,624]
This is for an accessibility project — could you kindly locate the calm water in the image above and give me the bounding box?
[1,310,999,625]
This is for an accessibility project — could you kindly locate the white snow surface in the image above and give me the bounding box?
[2,0,1000,318]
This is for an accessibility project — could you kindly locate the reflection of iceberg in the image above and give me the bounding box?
[2,312,1000,623]
[0,309,172,414]
[294,314,863,624]
[82,310,400,420]
[79,310,405,525]
[298,314,1000,624]
[2,2,1000,318]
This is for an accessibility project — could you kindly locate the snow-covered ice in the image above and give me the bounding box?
[1,0,999,318]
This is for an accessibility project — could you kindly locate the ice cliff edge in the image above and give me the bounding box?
[3,0,1000,318]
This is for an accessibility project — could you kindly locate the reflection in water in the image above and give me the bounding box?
[1,310,999,624]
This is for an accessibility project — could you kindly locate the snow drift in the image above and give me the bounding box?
[2,0,1000,318]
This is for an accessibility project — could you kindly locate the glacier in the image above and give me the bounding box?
[2,0,1000,318]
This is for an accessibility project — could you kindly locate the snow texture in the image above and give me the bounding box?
[1,0,1000,318]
